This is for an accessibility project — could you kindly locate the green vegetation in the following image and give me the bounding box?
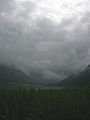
[0,87,90,120]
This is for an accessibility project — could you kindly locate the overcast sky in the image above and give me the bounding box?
[0,0,90,80]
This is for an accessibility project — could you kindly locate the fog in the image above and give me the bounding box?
[0,0,90,81]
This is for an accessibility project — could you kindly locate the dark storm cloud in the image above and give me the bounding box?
[0,0,90,80]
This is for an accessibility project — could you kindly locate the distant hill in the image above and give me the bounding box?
[0,65,32,86]
[51,64,90,87]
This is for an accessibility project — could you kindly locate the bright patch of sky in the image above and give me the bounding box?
[16,0,90,23]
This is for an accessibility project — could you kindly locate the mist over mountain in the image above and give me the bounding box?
[29,69,69,84]
[0,63,90,86]
[0,0,90,84]
[0,64,67,85]
[0,64,32,86]
[51,64,90,87]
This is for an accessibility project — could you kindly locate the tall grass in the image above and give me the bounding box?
[0,87,90,120]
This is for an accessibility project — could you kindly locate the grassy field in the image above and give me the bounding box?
[0,87,90,120]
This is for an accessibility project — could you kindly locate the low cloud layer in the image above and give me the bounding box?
[0,0,90,81]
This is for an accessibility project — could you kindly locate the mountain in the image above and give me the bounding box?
[51,64,90,87]
[0,64,31,86]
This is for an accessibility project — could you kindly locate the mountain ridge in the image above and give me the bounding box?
[0,64,32,86]
[50,64,90,87]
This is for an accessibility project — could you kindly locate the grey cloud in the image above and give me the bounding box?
[18,1,36,18]
[0,0,17,21]
[43,70,66,80]
[0,0,90,81]
[0,0,16,13]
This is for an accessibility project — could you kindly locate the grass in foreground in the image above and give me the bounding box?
[0,87,90,120]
